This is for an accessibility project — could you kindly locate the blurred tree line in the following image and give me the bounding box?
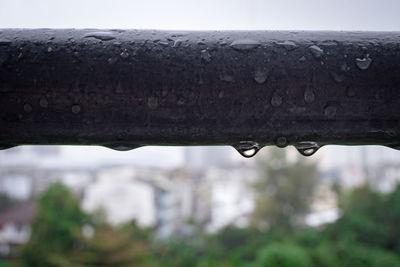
[14,148,400,266]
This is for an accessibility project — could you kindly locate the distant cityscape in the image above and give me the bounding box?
[0,144,399,256]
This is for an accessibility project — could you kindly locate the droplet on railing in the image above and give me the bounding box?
[304,89,315,103]
[271,94,283,107]
[295,141,321,156]
[71,104,81,114]
[105,143,141,151]
[147,97,159,109]
[229,39,260,51]
[309,45,323,58]
[233,141,261,158]
[277,40,298,51]
[324,104,337,118]
[219,71,234,83]
[84,31,116,41]
[253,69,269,84]
[275,136,288,148]
[120,50,129,59]
[200,49,212,62]
[355,56,372,70]
[39,98,49,108]
[331,72,345,83]
[23,103,32,113]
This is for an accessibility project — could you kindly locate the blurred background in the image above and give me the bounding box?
[1,0,400,266]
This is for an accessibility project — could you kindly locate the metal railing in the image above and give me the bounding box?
[0,29,399,157]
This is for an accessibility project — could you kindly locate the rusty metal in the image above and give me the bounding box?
[0,29,399,156]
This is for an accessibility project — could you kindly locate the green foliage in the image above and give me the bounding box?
[251,148,318,234]
[253,242,311,267]
[15,165,400,267]
[20,182,86,266]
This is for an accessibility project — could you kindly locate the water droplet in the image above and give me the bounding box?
[295,141,321,156]
[275,136,288,148]
[159,41,169,46]
[253,69,268,84]
[277,40,298,51]
[39,98,48,108]
[71,104,81,114]
[197,41,206,45]
[105,143,141,151]
[120,50,129,59]
[309,45,323,58]
[233,141,261,158]
[355,56,372,70]
[331,72,345,83]
[173,39,183,47]
[324,104,337,118]
[177,98,186,105]
[218,90,224,98]
[84,31,116,41]
[304,89,315,103]
[271,94,282,107]
[147,96,158,109]
[299,56,306,62]
[340,62,350,72]
[23,103,32,113]
[108,57,118,64]
[229,39,260,51]
[47,47,53,53]
[219,71,234,82]
[200,49,212,62]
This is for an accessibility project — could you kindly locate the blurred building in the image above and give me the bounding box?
[0,201,36,256]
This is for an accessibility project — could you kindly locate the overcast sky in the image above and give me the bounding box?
[1,0,400,31]
[1,0,399,167]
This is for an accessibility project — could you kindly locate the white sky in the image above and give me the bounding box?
[0,0,400,31]
[1,0,399,167]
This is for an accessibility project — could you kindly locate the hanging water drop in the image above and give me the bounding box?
[233,141,261,158]
[105,143,141,151]
[229,39,260,51]
[295,141,321,156]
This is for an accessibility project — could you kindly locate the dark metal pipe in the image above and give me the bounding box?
[0,29,400,156]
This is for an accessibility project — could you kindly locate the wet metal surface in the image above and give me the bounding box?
[0,29,400,156]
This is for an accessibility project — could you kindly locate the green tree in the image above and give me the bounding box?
[250,147,319,235]
[253,242,311,267]
[54,226,156,267]
[20,183,86,266]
